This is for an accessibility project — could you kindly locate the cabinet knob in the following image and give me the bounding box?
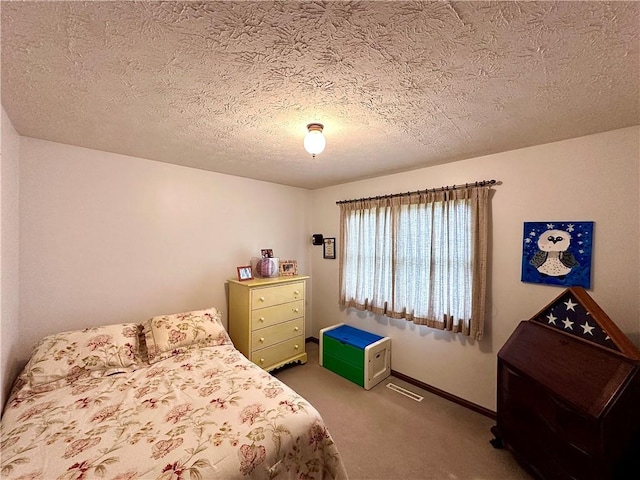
[260,358,265,364]
[293,291,300,295]
[293,308,299,313]
[294,344,299,350]
[258,317,265,323]
[294,327,299,332]
[259,296,265,302]
[259,337,265,343]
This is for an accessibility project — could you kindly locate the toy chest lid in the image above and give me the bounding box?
[324,325,384,349]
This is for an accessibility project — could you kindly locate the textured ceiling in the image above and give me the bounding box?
[2,1,639,189]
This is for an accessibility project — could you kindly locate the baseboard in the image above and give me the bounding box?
[306,337,496,420]
[390,370,496,419]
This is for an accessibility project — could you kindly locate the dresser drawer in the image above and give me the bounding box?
[500,408,599,480]
[251,300,303,329]
[251,335,305,368]
[499,364,599,455]
[251,282,304,310]
[252,318,304,350]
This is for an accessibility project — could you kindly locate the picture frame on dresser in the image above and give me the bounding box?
[237,265,253,281]
[280,260,297,276]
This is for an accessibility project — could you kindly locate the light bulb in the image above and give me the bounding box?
[304,123,325,157]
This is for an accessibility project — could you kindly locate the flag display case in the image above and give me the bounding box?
[491,287,640,480]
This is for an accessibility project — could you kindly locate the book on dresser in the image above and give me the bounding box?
[491,287,640,480]
[227,275,309,371]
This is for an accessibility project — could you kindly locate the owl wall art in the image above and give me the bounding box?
[521,221,594,288]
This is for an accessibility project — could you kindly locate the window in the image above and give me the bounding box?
[338,186,490,340]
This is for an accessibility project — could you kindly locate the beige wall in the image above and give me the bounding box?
[310,126,640,411]
[18,138,313,364]
[5,126,639,414]
[1,108,21,410]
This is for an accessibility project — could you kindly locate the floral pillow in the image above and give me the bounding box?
[20,323,144,387]
[143,307,231,364]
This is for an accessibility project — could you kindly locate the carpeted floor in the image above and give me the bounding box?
[274,342,533,480]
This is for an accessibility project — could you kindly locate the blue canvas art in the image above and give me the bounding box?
[521,221,594,288]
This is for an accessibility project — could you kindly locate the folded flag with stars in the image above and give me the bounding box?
[530,290,619,352]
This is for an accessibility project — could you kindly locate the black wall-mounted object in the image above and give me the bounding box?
[312,234,324,246]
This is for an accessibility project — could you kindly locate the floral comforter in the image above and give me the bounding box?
[1,344,348,480]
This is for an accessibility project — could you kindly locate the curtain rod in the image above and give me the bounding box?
[335,179,497,205]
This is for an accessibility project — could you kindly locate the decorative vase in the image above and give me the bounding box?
[255,257,279,278]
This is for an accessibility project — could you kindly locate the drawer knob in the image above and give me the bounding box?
[260,358,265,364]
[259,296,265,302]
[294,327,299,332]
[293,291,300,295]
[293,308,299,313]
[294,344,299,350]
[259,337,265,343]
[258,317,265,323]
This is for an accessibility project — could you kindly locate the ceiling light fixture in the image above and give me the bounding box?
[304,123,326,158]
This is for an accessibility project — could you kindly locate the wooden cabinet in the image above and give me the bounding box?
[228,276,308,371]
[492,288,640,480]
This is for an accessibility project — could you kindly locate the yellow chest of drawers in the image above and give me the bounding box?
[228,275,309,371]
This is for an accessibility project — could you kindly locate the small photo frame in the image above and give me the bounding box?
[323,237,336,259]
[280,260,298,276]
[237,265,253,281]
[261,249,274,258]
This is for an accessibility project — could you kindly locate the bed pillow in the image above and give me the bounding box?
[143,307,231,364]
[21,323,144,387]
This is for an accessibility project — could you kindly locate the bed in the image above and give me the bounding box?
[0,307,348,480]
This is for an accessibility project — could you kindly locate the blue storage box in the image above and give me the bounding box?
[319,324,391,390]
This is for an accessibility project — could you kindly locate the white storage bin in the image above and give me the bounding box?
[320,323,391,390]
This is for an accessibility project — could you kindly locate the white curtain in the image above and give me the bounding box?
[338,186,490,340]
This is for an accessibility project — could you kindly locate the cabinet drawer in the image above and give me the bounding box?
[251,282,304,310]
[499,364,599,455]
[252,318,304,351]
[323,336,364,367]
[324,353,364,387]
[251,335,305,368]
[251,300,304,329]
